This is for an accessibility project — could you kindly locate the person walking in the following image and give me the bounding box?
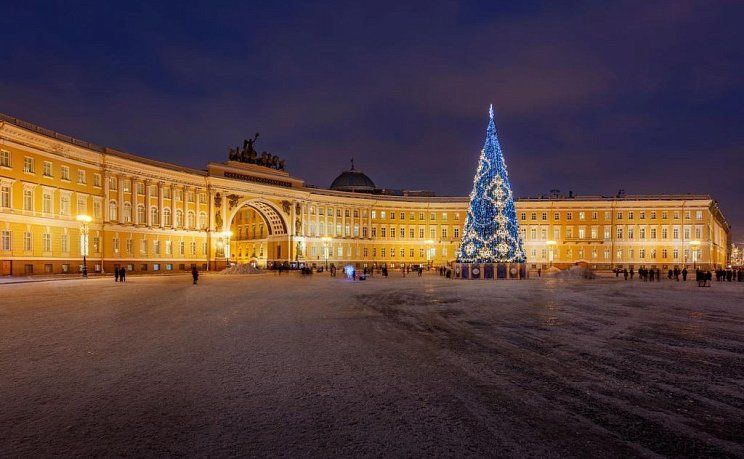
[630,267,635,280]
[191,266,199,285]
[623,268,628,280]
[682,267,688,281]
[114,267,120,282]
[119,267,126,282]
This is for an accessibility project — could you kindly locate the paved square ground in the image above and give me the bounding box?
[1,273,743,456]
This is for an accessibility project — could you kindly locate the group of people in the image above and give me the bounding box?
[713,268,744,282]
[613,265,744,287]
[113,267,127,282]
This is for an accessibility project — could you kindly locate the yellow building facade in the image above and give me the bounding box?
[0,114,730,275]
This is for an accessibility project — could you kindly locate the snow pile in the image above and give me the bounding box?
[221,263,263,275]
[552,265,595,279]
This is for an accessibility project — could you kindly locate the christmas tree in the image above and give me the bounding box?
[457,105,526,263]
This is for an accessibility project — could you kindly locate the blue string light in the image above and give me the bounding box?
[457,105,526,263]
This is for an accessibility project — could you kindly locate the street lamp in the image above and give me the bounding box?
[76,214,92,277]
[321,236,331,270]
[689,240,701,270]
[546,240,556,268]
[222,230,233,267]
[425,239,434,270]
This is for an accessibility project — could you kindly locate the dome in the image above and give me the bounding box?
[330,162,376,192]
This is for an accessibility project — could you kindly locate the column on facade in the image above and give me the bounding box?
[367,207,372,239]
[316,204,321,238]
[332,206,337,238]
[145,179,152,226]
[182,185,189,229]
[157,181,165,228]
[350,207,354,238]
[103,172,111,222]
[170,184,176,228]
[118,175,125,224]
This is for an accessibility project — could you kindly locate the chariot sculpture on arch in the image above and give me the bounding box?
[228,132,286,171]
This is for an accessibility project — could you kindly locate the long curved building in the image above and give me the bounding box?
[0,113,730,275]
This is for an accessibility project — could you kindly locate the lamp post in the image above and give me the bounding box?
[322,236,331,270]
[546,240,556,268]
[689,240,701,270]
[222,230,233,267]
[425,239,434,270]
[76,214,92,278]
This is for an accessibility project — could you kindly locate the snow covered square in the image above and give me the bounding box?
[1,273,743,456]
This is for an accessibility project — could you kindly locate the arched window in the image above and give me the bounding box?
[109,201,118,221]
[175,210,183,228]
[123,202,132,223]
[137,205,145,224]
[187,211,195,228]
[163,208,172,226]
[198,211,207,230]
[151,207,159,225]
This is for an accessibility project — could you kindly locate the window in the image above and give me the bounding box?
[60,195,70,216]
[123,202,132,223]
[123,180,131,193]
[531,212,537,220]
[163,208,172,226]
[187,211,195,228]
[60,166,70,181]
[42,191,52,213]
[154,240,161,255]
[24,231,32,251]
[520,212,526,220]
[390,212,395,219]
[0,150,10,167]
[199,193,206,204]
[579,212,585,220]
[673,228,679,239]
[93,200,102,219]
[650,211,656,219]
[442,228,448,238]
[24,189,33,211]
[24,157,36,174]
[530,228,537,239]
[430,212,436,220]
[380,211,386,219]
[661,211,668,219]
[43,161,52,177]
[639,228,645,239]
[137,182,145,195]
[140,239,147,254]
[628,211,634,219]
[77,170,86,184]
[592,212,598,220]
[617,212,622,220]
[113,236,120,253]
[454,228,460,238]
[696,211,703,220]
[190,241,197,255]
[371,210,376,219]
[684,227,691,239]
[109,176,117,190]
[199,212,207,229]
[126,238,133,254]
[578,228,585,239]
[673,249,679,259]
[175,210,183,227]
[151,207,159,225]
[639,211,645,220]
[695,227,702,239]
[179,241,185,255]
[93,173,101,187]
[163,187,171,199]
[616,228,623,239]
[0,185,9,208]
[662,249,668,259]
[628,228,634,239]
[137,205,145,224]
[541,212,547,221]
[1,230,11,251]
[566,212,572,221]
[165,240,172,255]
[684,211,691,220]
[109,201,118,221]
[554,212,560,220]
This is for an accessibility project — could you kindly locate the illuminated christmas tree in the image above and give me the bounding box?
[457,105,525,263]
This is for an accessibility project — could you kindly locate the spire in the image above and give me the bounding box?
[350,157,355,171]
[489,104,494,120]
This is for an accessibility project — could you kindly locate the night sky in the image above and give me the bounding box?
[2,1,742,240]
